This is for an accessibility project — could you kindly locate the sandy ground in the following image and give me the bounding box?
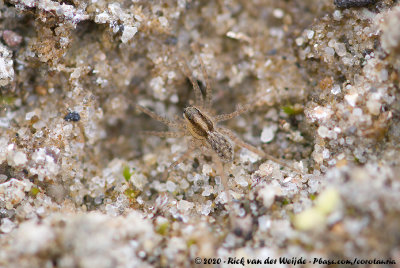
[0,0,399,267]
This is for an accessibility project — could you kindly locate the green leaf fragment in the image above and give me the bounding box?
[123,166,132,182]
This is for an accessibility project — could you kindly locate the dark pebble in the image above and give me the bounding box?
[334,0,377,8]
[64,112,81,122]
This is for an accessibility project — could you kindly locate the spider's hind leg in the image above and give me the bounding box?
[213,153,237,228]
[218,126,303,174]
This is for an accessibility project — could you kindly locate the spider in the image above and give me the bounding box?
[136,51,300,223]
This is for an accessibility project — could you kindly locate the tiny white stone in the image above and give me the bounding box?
[0,218,15,233]
[311,106,333,121]
[259,184,280,208]
[295,37,304,46]
[328,39,336,48]
[121,26,138,43]
[0,174,7,182]
[234,175,248,187]
[322,148,330,159]
[202,164,213,176]
[201,200,212,215]
[94,12,110,24]
[345,93,358,107]
[179,179,189,190]
[380,69,388,82]
[333,10,342,20]
[261,125,277,143]
[158,16,169,27]
[0,117,10,128]
[177,200,194,211]
[366,99,381,115]
[0,44,14,87]
[166,181,176,192]
[318,126,329,138]
[25,111,36,121]
[335,43,347,57]
[169,94,179,103]
[307,30,315,39]
[239,149,260,163]
[273,8,284,18]
[331,84,341,95]
[346,136,354,145]
[216,191,228,204]
[258,215,271,232]
[353,108,363,117]
[201,185,213,197]
[324,47,335,57]
[12,151,28,166]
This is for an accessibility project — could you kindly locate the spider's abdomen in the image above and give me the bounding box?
[207,131,234,162]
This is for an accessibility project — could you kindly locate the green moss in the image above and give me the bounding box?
[156,222,170,236]
[282,104,303,116]
[186,238,196,247]
[0,96,16,105]
[281,198,290,205]
[123,166,132,182]
[124,188,139,200]
[30,187,40,197]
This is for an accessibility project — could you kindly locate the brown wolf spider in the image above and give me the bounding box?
[137,52,300,223]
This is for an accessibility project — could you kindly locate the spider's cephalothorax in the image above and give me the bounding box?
[183,106,233,162]
[183,106,214,139]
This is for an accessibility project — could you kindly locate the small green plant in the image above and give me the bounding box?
[124,188,139,200]
[156,222,170,236]
[281,198,290,205]
[0,95,16,105]
[30,187,40,197]
[282,104,303,116]
[123,166,132,182]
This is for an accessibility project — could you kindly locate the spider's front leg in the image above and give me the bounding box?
[212,152,237,228]
[162,138,197,180]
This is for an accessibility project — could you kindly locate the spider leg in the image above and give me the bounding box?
[162,140,196,180]
[217,126,302,173]
[196,51,213,109]
[140,131,185,138]
[178,58,204,108]
[214,102,255,123]
[136,105,181,129]
[213,153,236,228]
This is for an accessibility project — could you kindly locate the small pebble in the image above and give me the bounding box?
[334,0,377,8]
[2,30,22,47]
[12,151,28,166]
[64,112,81,122]
[0,218,16,233]
[261,125,277,143]
[331,84,341,95]
[35,86,47,96]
